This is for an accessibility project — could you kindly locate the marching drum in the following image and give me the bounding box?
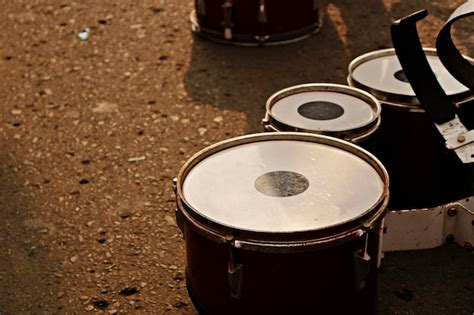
[190,0,322,45]
[262,84,381,146]
[175,132,389,314]
[348,48,473,210]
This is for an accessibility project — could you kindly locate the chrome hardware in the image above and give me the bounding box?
[354,233,371,290]
[222,1,233,40]
[227,237,244,299]
[258,0,267,23]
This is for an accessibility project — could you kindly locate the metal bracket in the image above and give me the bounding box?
[221,1,233,40]
[383,197,474,252]
[446,129,474,150]
[436,115,474,163]
[227,237,244,299]
[354,233,371,290]
[258,0,267,23]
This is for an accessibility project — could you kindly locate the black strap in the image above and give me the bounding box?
[390,10,456,124]
[436,1,474,90]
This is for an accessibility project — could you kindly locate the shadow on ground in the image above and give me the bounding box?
[0,145,62,313]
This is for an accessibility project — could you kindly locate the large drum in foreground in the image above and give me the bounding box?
[348,48,473,210]
[175,132,389,314]
[262,84,381,145]
[190,0,322,45]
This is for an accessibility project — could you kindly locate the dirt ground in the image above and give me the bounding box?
[0,0,473,314]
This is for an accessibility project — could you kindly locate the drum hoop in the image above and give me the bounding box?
[190,10,323,46]
[263,83,381,143]
[176,132,390,251]
[347,48,474,110]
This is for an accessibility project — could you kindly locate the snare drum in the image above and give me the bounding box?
[262,84,381,145]
[190,0,322,45]
[348,48,473,210]
[175,132,389,314]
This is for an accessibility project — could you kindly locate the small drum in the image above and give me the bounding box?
[190,0,322,45]
[348,48,473,210]
[262,84,381,145]
[175,132,389,314]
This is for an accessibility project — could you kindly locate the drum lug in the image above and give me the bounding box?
[175,208,186,237]
[221,1,233,40]
[258,0,267,23]
[196,0,206,16]
[172,177,178,194]
[353,233,371,290]
[227,237,244,299]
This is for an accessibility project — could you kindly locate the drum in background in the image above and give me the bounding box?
[262,84,381,147]
[175,132,389,315]
[190,0,322,45]
[348,48,473,210]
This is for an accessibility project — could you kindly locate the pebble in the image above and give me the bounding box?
[213,116,223,123]
[128,156,146,163]
[80,295,89,301]
[11,109,22,115]
[85,305,94,311]
[198,128,207,136]
[93,102,118,113]
[164,215,175,226]
[119,211,131,219]
[70,255,78,263]
[149,5,163,13]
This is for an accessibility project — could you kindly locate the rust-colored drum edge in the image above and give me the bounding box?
[262,84,381,144]
[175,132,390,253]
[347,48,474,111]
[190,10,322,46]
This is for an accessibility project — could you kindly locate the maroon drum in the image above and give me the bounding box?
[190,0,322,45]
[175,132,389,314]
[262,84,381,146]
[348,48,473,210]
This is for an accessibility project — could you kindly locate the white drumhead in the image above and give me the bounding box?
[271,90,377,131]
[351,49,469,97]
[182,139,384,233]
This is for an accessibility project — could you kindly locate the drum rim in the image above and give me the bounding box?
[263,83,382,143]
[189,10,323,46]
[347,48,474,110]
[176,132,389,251]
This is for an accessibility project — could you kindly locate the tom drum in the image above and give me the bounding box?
[262,83,381,148]
[175,132,389,314]
[190,0,322,45]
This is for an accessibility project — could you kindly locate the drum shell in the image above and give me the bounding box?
[375,104,471,209]
[184,220,382,315]
[192,0,321,45]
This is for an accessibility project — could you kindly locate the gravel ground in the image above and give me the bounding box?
[0,0,472,314]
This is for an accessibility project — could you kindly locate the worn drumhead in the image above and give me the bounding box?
[269,84,379,132]
[349,48,470,105]
[181,134,385,233]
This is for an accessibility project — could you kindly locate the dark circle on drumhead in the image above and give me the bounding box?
[297,102,345,120]
[394,70,409,83]
[254,171,309,197]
